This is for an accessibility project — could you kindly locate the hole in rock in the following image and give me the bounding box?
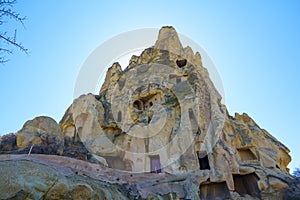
[197,151,210,170]
[133,100,143,110]
[176,59,187,68]
[148,116,152,123]
[233,173,260,198]
[117,111,122,122]
[150,155,161,173]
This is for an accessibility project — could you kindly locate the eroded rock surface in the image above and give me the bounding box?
[1,116,64,155]
[1,26,299,199]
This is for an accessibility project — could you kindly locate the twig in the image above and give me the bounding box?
[27,145,34,159]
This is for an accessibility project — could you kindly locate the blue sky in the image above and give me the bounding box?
[0,1,299,171]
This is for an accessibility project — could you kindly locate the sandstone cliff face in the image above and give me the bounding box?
[0,26,299,199]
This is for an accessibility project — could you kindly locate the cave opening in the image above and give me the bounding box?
[176,59,187,68]
[133,100,143,110]
[200,181,230,200]
[233,173,260,198]
[197,151,210,170]
[149,102,153,107]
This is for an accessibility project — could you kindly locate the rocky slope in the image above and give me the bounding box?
[0,26,299,199]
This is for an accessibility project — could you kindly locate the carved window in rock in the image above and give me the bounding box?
[117,111,122,122]
[139,92,164,110]
[233,173,260,198]
[176,59,187,68]
[150,155,161,173]
[237,148,257,162]
[197,151,210,170]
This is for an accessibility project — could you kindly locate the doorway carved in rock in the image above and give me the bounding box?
[150,155,161,173]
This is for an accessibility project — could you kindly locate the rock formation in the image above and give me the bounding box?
[0,26,299,199]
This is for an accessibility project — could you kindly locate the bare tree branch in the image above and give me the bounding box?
[0,0,28,63]
[0,47,12,54]
[0,34,27,53]
[0,0,16,6]
[0,8,26,26]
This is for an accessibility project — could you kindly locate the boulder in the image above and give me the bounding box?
[15,116,64,155]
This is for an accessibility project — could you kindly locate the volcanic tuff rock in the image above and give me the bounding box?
[0,26,299,199]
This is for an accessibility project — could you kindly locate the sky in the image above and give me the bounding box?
[0,1,299,171]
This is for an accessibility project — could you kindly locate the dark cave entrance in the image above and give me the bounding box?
[197,151,210,170]
[176,59,187,68]
[233,173,260,198]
